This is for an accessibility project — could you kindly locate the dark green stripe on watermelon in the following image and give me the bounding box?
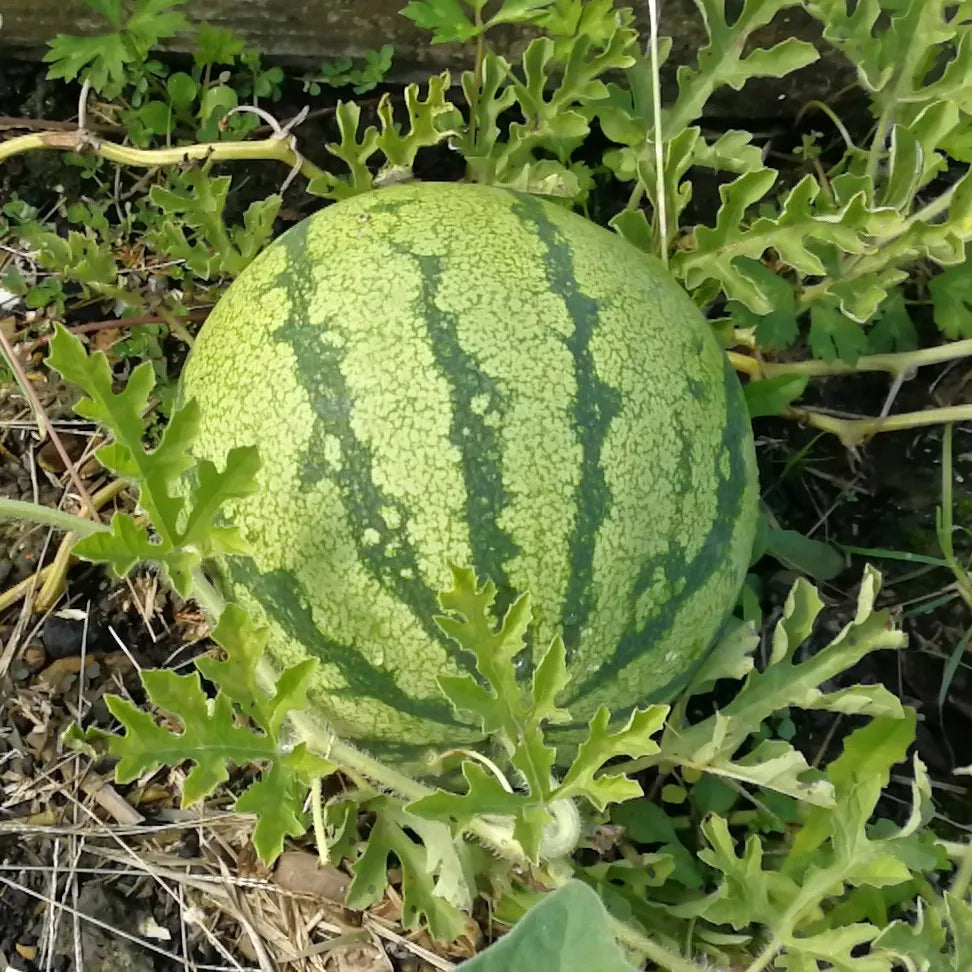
[266,222,464,669]
[509,193,622,658]
[410,251,519,615]
[224,558,461,726]
[565,352,753,710]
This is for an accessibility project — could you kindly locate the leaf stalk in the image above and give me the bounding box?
[0,130,329,186]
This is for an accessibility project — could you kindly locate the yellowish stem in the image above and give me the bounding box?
[0,130,329,185]
[783,404,972,447]
[729,339,972,381]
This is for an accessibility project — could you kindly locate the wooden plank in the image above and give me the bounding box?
[0,0,851,116]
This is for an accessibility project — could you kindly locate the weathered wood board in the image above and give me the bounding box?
[0,0,852,116]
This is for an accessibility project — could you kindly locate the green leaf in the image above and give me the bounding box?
[198,84,238,126]
[44,0,187,95]
[763,524,846,581]
[488,0,557,27]
[194,23,245,66]
[556,705,667,810]
[147,169,278,277]
[82,0,123,24]
[45,325,259,592]
[106,670,275,803]
[872,904,948,969]
[673,814,781,930]
[946,892,972,968]
[435,567,533,736]
[930,259,972,339]
[408,762,550,862]
[75,604,332,864]
[46,327,176,498]
[347,801,468,941]
[126,0,189,48]
[671,712,941,967]
[743,375,809,419]
[457,13,636,201]
[459,881,638,972]
[867,291,918,353]
[658,568,907,803]
[672,0,818,123]
[21,227,120,295]
[788,715,916,868]
[611,799,705,889]
[942,120,972,163]
[727,258,800,350]
[166,71,198,109]
[43,33,130,93]
[181,446,260,550]
[375,74,463,174]
[399,0,479,44]
[236,750,320,863]
[73,511,169,578]
[136,99,173,136]
[675,173,900,318]
[325,75,460,195]
[303,45,394,95]
[609,209,654,254]
[773,925,885,970]
[809,303,869,364]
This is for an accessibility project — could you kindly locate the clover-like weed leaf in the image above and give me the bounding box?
[400,0,480,44]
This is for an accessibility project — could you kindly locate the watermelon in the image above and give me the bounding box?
[180,182,759,761]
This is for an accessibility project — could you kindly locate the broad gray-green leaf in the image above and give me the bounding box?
[458,881,638,972]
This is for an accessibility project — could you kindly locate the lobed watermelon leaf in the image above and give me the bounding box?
[653,567,908,804]
[453,5,637,199]
[346,796,471,941]
[45,324,259,595]
[555,706,666,811]
[413,565,667,861]
[667,715,941,967]
[318,73,461,197]
[409,762,551,862]
[146,168,281,279]
[68,603,333,864]
[593,0,972,357]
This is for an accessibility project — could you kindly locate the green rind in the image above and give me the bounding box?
[180,181,759,757]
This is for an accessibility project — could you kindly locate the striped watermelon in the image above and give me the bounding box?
[180,182,758,761]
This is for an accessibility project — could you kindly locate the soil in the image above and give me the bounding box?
[1,50,971,971]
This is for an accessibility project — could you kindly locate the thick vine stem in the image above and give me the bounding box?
[608,914,707,971]
[0,498,110,537]
[0,129,329,185]
[784,403,972,447]
[729,338,972,381]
